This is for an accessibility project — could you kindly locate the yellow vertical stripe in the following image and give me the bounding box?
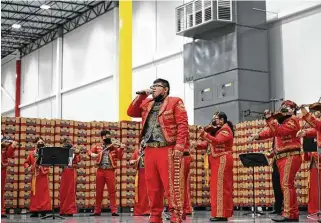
[119,0,132,120]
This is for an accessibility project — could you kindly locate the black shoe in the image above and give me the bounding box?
[90,213,101,216]
[111,213,119,216]
[186,213,192,216]
[30,213,39,217]
[40,212,46,217]
[60,214,73,217]
[271,216,298,222]
[1,214,8,218]
[269,210,282,215]
[142,213,150,216]
[210,217,228,221]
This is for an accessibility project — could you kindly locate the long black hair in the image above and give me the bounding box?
[215,111,234,136]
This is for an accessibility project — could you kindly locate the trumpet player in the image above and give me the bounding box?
[129,148,149,216]
[296,105,321,215]
[1,134,18,218]
[191,111,234,222]
[87,129,124,216]
[24,137,51,217]
[59,137,81,217]
[252,100,301,222]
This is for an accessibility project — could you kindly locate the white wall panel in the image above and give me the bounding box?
[38,41,56,98]
[269,7,321,105]
[156,1,185,56]
[156,55,185,100]
[62,12,116,90]
[132,66,157,99]
[184,82,194,125]
[37,98,56,119]
[20,105,37,118]
[1,59,16,113]
[61,78,116,122]
[266,0,321,21]
[21,51,38,104]
[133,1,156,67]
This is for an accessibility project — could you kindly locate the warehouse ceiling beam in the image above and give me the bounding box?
[20,1,116,57]
[1,0,114,58]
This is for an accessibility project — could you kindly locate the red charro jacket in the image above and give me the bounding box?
[197,123,234,157]
[87,143,124,169]
[127,95,189,152]
[259,116,301,152]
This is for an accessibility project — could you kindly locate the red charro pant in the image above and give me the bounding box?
[277,154,302,220]
[144,146,184,223]
[60,168,77,215]
[94,168,117,214]
[134,168,150,216]
[209,154,233,218]
[183,156,193,216]
[29,174,51,212]
[1,168,7,214]
[308,167,321,214]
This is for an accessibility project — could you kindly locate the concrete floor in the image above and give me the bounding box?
[1,211,320,223]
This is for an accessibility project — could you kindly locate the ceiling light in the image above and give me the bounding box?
[12,24,21,29]
[40,4,51,10]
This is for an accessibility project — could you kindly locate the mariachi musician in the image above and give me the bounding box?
[192,111,234,222]
[129,148,149,216]
[24,137,52,217]
[252,100,302,222]
[1,135,18,218]
[87,129,124,216]
[296,102,321,215]
[59,137,81,217]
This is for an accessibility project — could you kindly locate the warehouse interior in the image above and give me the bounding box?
[1,0,321,222]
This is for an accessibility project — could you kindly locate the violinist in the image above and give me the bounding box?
[191,111,234,222]
[24,137,51,217]
[296,102,321,215]
[252,100,301,222]
[87,129,124,216]
[59,137,81,217]
[1,134,18,218]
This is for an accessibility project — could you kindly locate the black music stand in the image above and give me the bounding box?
[303,138,317,152]
[239,153,269,217]
[38,147,71,220]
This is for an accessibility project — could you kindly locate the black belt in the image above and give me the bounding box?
[275,148,301,160]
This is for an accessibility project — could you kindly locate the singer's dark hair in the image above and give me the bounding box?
[154,78,170,95]
[100,129,111,137]
[215,111,234,136]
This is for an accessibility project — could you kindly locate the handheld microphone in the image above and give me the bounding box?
[136,90,147,95]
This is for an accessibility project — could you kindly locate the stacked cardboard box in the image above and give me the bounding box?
[18,118,41,209]
[88,121,103,208]
[1,117,20,209]
[188,125,197,207]
[120,121,140,208]
[74,121,91,209]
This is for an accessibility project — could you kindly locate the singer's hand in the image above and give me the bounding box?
[191,141,198,148]
[12,141,18,147]
[296,130,306,138]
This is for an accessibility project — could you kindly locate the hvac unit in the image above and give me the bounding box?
[176,0,235,38]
